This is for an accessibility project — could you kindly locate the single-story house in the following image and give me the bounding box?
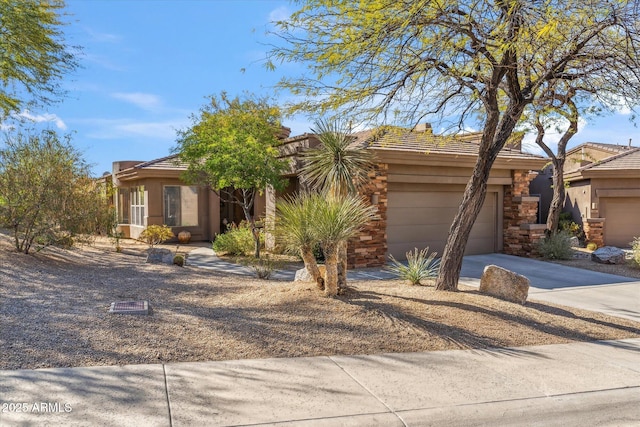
[104,124,548,266]
[267,124,548,267]
[105,156,267,241]
[560,142,640,247]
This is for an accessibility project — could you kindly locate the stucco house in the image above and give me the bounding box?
[560,142,640,247]
[267,124,548,267]
[105,125,548,266]
[106,156,266,241]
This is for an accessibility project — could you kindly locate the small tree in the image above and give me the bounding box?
[0,129,112,253]
[175,92,288,258]
[0,0,78,118]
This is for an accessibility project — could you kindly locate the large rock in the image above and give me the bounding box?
[294,265,326,282]
[479,265,530,305]
[146,248,174,264]
[569,236,580,248]
[591,246,625,264]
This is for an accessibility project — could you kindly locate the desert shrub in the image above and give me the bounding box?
[239,254,282,279]
[537,231,573,260]
[213,222,260,256]
[386,247,440,285]
[586,241,598,251]
[558,212,581,236]
[631,237,640,268]
[173,254,185,267]
[140,225,174,251]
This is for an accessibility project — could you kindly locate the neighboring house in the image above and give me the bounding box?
[561,142,640,247]
[104,156,266,241]
[267,124,548,268]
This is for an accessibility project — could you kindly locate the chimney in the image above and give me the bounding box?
[413,123,432,133]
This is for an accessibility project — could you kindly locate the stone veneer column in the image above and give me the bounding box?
[583,218,605,248]
[503,170,545,257]
[347,163,388,268]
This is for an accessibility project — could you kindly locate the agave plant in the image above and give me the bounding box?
[386,247,440,285]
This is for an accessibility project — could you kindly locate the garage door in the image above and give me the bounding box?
[601,197,640,247]
[387,190,498,259]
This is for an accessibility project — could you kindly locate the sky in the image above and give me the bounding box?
[7,0,640,176]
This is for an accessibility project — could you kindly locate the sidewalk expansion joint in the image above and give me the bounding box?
[162,364,173,427]
[328,356,408,427]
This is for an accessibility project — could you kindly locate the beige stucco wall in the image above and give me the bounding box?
[564,180,592,222]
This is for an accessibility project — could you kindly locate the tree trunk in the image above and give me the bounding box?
[301,245,324,290]
[435,102,526,291]
[546,158,565,234]
[323,244,338,297]
[337,240,347,291]
[435,166,492,291]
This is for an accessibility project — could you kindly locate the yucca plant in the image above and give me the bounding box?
[312,194,377,296]
[300,119,376,290]
[275,192,325,289]
[387,247,440,285]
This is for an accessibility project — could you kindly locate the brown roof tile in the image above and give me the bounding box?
[579,147,640,171]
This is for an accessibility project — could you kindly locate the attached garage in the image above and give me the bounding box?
[387,184,501,259]
[600,197,640,247]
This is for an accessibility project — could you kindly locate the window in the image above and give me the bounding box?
[130,186,145,226]
[117,188,130,224]
[164,186,198,226]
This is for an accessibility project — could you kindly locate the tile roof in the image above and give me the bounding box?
[352,128,544,161]
[579,147,640,171]
[566,142,633,156]
[133,154,188,170]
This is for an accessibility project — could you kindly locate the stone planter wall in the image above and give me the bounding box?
[504,170,544,257]
[583,218,605,248]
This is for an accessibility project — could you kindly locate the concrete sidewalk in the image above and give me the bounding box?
[1,339,639,426]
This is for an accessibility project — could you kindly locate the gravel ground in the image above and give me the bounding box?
[1,234,639,370]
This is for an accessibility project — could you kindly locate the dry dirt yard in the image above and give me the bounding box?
[1,233,639,370]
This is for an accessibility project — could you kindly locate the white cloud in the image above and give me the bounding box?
[268,6,291,23]
[16,110,67,130]
[82,118,187,141]
[111,92,163,111]
[83,26,123,43]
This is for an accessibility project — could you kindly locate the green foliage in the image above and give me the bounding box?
[239,254,282,279]
[0,0,78,118]
[558,212,581,236]
[175,92,288,258]
[0,129,113,254]
[631,237,640,268]
[213,222,261,256]
[140,225,174,251]
[301,119,375,198]
[173,254,185,267]
[386,247,440,285]
[537,231,574,260]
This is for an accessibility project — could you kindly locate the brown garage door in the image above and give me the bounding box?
[601,197,640,247]
[387,190,497,259]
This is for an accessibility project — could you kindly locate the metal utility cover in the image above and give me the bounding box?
[109,300,150,315]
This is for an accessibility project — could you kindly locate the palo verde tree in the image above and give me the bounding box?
[0,129,113,254]
[0,0,78,118]
[174,92,288,258]
[269,0,640,291]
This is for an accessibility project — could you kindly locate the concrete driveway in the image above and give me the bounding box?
[460,253,640,322]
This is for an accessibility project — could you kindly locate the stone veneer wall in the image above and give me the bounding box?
[504,170,545,256]
[347,163,388,268]
[583,218,605,247]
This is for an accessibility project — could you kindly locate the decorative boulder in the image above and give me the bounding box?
[294,265,326,282]
[569,236,580,248]
[479,265,530,305]
[146,248,174,264]
[591,246,625,264]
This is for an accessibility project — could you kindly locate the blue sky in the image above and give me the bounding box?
[9,1,640,176]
